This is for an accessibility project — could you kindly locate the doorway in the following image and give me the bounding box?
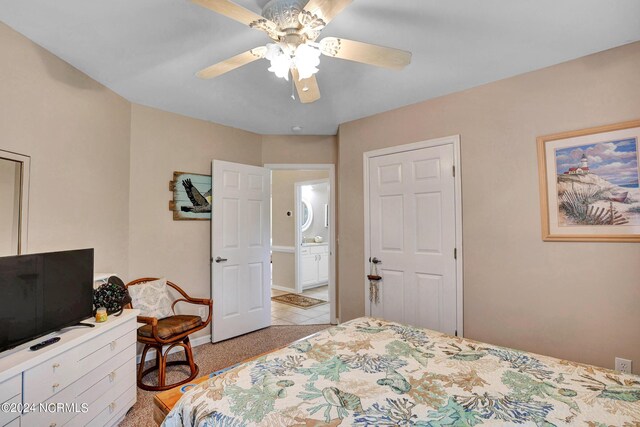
[267,164,336,325]
[363,136,463,336]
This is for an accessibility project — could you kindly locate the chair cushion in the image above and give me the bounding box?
[128,278,173,319]
[138,315,203,340]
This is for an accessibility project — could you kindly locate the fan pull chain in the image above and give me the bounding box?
[290,70,295,100]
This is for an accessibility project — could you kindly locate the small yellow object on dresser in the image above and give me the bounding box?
[95,307,108,323]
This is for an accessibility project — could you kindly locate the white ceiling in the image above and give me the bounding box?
[1,1,639,135]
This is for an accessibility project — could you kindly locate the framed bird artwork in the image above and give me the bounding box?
[169,171,212,220]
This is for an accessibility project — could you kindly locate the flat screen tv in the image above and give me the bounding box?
[0,248,94,353]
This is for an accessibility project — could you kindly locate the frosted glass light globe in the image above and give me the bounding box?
[294,43,321,80]
[266,43,292,80]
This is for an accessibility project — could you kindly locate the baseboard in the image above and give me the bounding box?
[136,334,211,364]
[271,284,296,293]
[302,282,328,290]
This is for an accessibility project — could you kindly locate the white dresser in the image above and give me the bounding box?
[0,310,139,427]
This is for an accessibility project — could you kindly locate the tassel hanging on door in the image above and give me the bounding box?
[368,259,382,304]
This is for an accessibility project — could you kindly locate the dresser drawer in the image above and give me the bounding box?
[0,374,21,404]
[78,328,136,375]
[87,385,136,427]
[77,356,135,408]
[73,374,133,427]
[21,377,77,427]
[78,319,137,359]
[75,344,135,402]
[24,349,78,404]
[77,319,136,361]
[0,394,20,426]
[309,245,326,254]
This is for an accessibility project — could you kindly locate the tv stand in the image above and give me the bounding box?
[0,310,138,427]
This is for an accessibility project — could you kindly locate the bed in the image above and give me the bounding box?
[161,317,640,426]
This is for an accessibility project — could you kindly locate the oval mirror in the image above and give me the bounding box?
[301,198,313,232]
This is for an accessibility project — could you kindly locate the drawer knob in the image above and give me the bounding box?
[50,423,57,427]
[109,402,116,412]
[52,383,60,389]
[52,363,60,368]
[109,371,116,382]
[110,341,117,350]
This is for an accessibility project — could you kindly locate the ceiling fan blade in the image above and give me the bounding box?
[197,47,267,79]
[303,0,352,25]
[291,69,321,104]
[192,0,279,37]
[319,37,412,70]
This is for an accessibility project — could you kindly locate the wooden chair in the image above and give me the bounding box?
[126,278,212,392]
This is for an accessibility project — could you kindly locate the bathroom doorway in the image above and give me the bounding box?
[295,179,329,293]
[266,164,336,326]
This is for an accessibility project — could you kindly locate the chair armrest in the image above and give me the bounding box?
[171,298,213,328]
[171,298,211,311]
[177,296,211,305]
[137,315,169,343]
[137,315,158,326]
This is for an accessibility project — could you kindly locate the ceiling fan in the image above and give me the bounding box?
[192,0,412,103]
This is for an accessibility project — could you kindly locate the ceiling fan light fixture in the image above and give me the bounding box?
[194,0,411,104]
[293,43,321,80]
[265,43,292,80]
[265,41,320,81]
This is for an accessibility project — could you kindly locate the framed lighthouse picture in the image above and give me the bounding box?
[537,119,640,242]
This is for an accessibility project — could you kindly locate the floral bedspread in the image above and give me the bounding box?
[163,317,640,426]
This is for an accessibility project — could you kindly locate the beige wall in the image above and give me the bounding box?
[272,170,329,289]
[261,135,337,165]
[128,104,262,336]
[272,252,295,290]
[337,41,640,373]
[0,22,131,274]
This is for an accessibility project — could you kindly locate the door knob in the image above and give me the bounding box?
[370,257,382,264]
[215,257,228,263]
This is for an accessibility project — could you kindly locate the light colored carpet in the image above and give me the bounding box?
[118,324,330,427]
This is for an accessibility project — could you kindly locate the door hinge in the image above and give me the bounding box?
[455,330,458,337]
[452,165,456,177]
[454,248,457,259]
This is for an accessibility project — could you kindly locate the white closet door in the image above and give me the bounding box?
[368,144,458,335]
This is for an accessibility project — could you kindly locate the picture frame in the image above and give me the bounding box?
[169,171,212,221]
[537,119,640,242]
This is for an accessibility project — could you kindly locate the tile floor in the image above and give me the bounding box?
[271,285,331,325]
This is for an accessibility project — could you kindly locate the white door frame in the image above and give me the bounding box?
[295,178,330,294]
[265,164,337,325]
[0,150,30,255]
[363,136,464,336]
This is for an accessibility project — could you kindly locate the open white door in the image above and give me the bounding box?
[212,160,271,342]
